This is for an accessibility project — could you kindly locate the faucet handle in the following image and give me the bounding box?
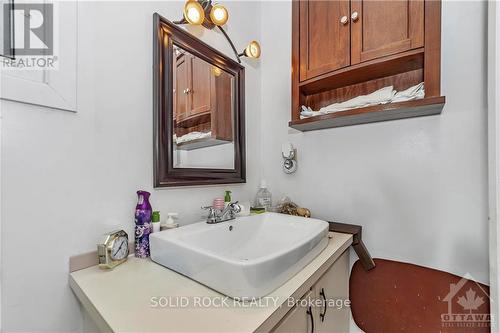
[202,206,217,224]
[229,201,241,214]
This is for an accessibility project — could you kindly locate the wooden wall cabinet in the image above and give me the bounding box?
[173,52,233,148]
[174,54,189,121]
[299,0,350,81]
[174,53,214,122]
[291,0,445,132]
[351,0,424,64]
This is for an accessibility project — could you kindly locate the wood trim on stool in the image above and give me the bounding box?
[328,221,376,271]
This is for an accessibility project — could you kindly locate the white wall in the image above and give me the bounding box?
[0,1,261,332]
[488,1,500,330]
[260,0,489,284]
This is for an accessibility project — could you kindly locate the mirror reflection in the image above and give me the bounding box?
[172,44,235,169]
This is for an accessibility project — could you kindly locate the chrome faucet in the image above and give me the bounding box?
[202,201,241,224]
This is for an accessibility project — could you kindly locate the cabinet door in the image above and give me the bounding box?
[299,0,350,81]
[351,0,424,64]
[314,251,350,333]
[189,56,214,116]
[272,291,314,333]
[175,55,189,122]
[211,73,233,141]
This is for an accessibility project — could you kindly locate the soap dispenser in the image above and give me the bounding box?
[254,180,272,211]
[224,190,232,207]
[152,211,161,233]
[161,213,179,230]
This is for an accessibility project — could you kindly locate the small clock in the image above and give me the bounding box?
[97,230,129,269]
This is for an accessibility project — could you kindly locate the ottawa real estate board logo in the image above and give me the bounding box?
[2,2,58,69]
[440,274,491,329]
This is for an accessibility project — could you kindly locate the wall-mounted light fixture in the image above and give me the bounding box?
[174,0,261,64]
[183,0,205,25]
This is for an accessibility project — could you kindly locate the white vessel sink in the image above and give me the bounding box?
[150,212,329,298]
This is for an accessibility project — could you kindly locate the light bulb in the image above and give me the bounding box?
[243,40,261,59]
[183,0,205,25]
[210,4,228,26]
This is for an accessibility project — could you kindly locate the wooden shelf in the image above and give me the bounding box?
[289,96,446,132]
[176,111,211,128]
[175,137,230,150]
[299,48,424,96]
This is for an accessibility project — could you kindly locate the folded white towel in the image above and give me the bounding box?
[300,105,316,117]
[392,82,425,103]
[319,85,395,114]
[300,82,425,119]
[174,131,212,144]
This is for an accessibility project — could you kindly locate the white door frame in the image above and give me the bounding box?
[488,2,499,331]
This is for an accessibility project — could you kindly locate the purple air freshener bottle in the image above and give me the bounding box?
[135,190,152,258]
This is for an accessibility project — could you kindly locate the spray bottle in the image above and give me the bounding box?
[135,190,152,258]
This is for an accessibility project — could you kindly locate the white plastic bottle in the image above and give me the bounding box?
[254,180,272,211]
[160,213,179,230]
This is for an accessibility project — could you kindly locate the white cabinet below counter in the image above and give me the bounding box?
[271,251,350,333]
[69,232,352,333]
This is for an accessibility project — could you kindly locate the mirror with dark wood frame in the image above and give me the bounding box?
[153,14,245,187]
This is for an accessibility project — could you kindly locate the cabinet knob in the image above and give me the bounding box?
[340,15,348,25]
[351,11,359,22]
[186,88,191,94]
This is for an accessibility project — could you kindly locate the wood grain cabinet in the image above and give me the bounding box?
[272,252,350,333]
[173,52,233,146]
[299,0,350,81]
[291,0,445,132]
[351,0,424,64]
[175,53,214,121]
[299,0,424,80]
[190,56,214,116]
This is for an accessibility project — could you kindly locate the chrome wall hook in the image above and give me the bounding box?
[282,142,297,174]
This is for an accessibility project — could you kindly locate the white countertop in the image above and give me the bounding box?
[69,232,352,333]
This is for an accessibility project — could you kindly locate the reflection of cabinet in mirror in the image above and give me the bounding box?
[153,14,245,187]
[173,49,233,151]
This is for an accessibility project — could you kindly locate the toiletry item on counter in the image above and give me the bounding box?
[250,207,266,215]
[276,196,311,218]
[254,180,272,211]
[237,201,251,216]
[296,207,311,218]
[161,213,179,230]
[213,197,225,210]
[135,190,152,258]
[224,190,232,207]
[152,211,161,233]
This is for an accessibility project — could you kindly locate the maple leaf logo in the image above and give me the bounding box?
[457,288,485,313]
